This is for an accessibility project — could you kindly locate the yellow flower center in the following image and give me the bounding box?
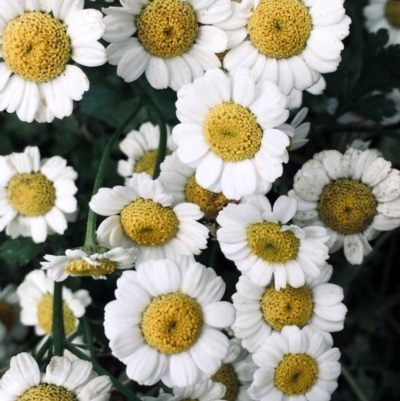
[185,175,231,219]
[120,199,179,246]
[211,363,240,401]
[204,102,263,162]
[247,222,300,263]
[247,0,312,59]
[260,284,313,331]
[274,353,318,395]
[0,301,15,332]
[134,150,172,177]
[2,12,71,83]
[7,173,56,217]
[141,292,203,354]
[386,0,400,28]
[65,258,117,277]
[318,179,377,235]
[37,294,77,336]
[136,0,198,58]
[18,384,77,401]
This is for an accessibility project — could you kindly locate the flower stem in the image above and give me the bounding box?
[34,336,53,363]
[52,281,65,357]
[342,365,370,401]
[65,343,141,401]
[84,101,143,247]
[81,317,96,360]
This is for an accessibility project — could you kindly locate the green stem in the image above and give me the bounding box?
[315,124,400,140]
[52,282,65,357]
[34,336,53,363]
[81,317,96,360]
[84,101,143,246]
[65,343,141,401]
[342,365,370,401]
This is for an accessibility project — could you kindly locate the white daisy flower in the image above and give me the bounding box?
[288,76,327,110]
[232,264,347,353]
[289,148,400,264]
[89,172,209,264]
[0,0,106,123]
[278,107,310,151]
[248,326,340,401]
[0,284,27,360]
[142,380,226,401]
[217,194,330,290]
[104,256,235,387]
[215,0,350,95]
[0,146,78,243]
[41,247,138,281]
[17,270,91,338]
[118,122,176,183]
[159,152,235,219]
[173,68,290,200]
[210,338,257,401]
[0,352,112,401]
[364,0,400,45]
[102,0,232,91]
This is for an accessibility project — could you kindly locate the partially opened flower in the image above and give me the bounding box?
[90,172,209,264]
[102,0,232,90]
[0,353,112,401]
[232,264,347,353]
[0,0,106,123]
[248,326,340,401]
[289,148,400,264]
[104,257,235,387]
[17,270,91,338]
[278,107,311,151]
[41,247,138,281]
[217,195,330,290]
[216,0,350,95]
[0,146,78,243]
[173,68,290,200]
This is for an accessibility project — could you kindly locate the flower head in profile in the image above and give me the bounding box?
[104,256,235,387]
[0,352,112,401]
[0,0,106,123]
[89,172,209,264]
[173,68,290,200]
[0,146,78,243]
[216,0,350,95]
[102,0,232,90]
[289,148,400,264]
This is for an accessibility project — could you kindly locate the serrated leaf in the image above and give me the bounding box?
[0,238,42,266]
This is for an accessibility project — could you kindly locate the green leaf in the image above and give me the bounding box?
[0,237,42,266]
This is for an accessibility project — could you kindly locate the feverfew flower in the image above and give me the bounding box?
[217,195,330,290]
[248,326,341,401]
[102,0,232,90]
[278,107,311,151]
[0,146,78,243]
[104,257,235,387]
[232,264,347,353]
[41,247,138,281]
[90,173,209,264]
[216,0,350,94]
[173,68,290,200]
[0,353,112,401]
[289,148,400,264]
[0,0,106,123]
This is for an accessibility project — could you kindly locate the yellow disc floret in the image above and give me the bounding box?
[18,384,77,401]
[260,284,313,331]
[134,150,172,176]
[66,258,117,277]
[211,363,240,401]
[247,0,312,59]
[136,0,198,58]
[141,292,203,354]
[37,294,76,335]
[0,301,15,332]
[2,12,71,83]
[247,222,300,263]
[318,179,377,235]
[386,0,400,28]
[7,173,56,217]
[185,175,231,218]
[274,353,318,395]
[204,102,263,162]
[120,199,179,246]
